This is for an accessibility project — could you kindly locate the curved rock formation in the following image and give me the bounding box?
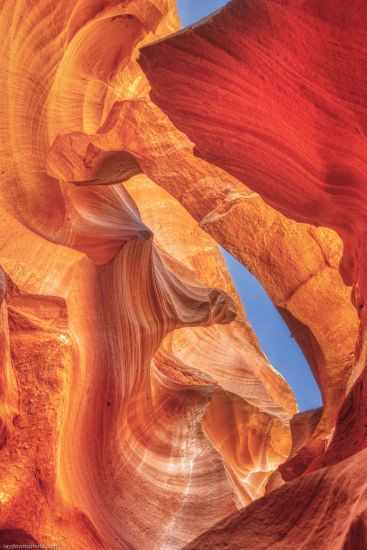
[136,0,367,545]
[47,85,359,476]
[140,0,367,301]
[47,53,361,475]
[1,0,366,547]
[0,1,302,548]
[141,0,367,443]
[184,448,367,550]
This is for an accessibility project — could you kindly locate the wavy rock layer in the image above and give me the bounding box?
[184,448,367,550]
[140,0,367,299]
[1,0,366,547]
[137,0,367,546]
[47,83,360,478]
[47,49,362,478]
[0,1,306,548]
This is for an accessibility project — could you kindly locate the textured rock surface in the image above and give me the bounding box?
[48,48,361,475]
[140,0,367,300]
[138,0,367,547]
[0,0,365,548]
[184,448,367,550]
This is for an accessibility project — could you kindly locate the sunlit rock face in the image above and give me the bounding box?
[0,0,364,548]
[137,0,367,547]
[184,448,367,550]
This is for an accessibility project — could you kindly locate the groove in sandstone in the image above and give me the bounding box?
[1,0,365,548]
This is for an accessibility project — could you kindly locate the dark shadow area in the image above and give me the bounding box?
[0,529,39,545]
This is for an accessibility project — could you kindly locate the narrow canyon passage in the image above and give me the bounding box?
[0,1,366,549]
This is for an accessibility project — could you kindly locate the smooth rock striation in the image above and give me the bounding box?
[0,0,365,548]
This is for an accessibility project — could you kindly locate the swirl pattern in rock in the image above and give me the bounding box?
[0,1,302,548]
[2,0,367,547]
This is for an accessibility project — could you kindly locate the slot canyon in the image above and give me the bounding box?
[0,1,366,548]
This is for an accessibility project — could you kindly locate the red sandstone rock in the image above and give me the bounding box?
[0,0,365,548]
[140,0,367,479]
[140,0,367,303]
[184,448,367,550]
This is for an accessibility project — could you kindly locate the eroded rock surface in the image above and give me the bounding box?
[0,0,365,548]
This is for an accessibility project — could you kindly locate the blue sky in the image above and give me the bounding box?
[222,251,321,411]
[176,0,322,412]
[177,0,229,26]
